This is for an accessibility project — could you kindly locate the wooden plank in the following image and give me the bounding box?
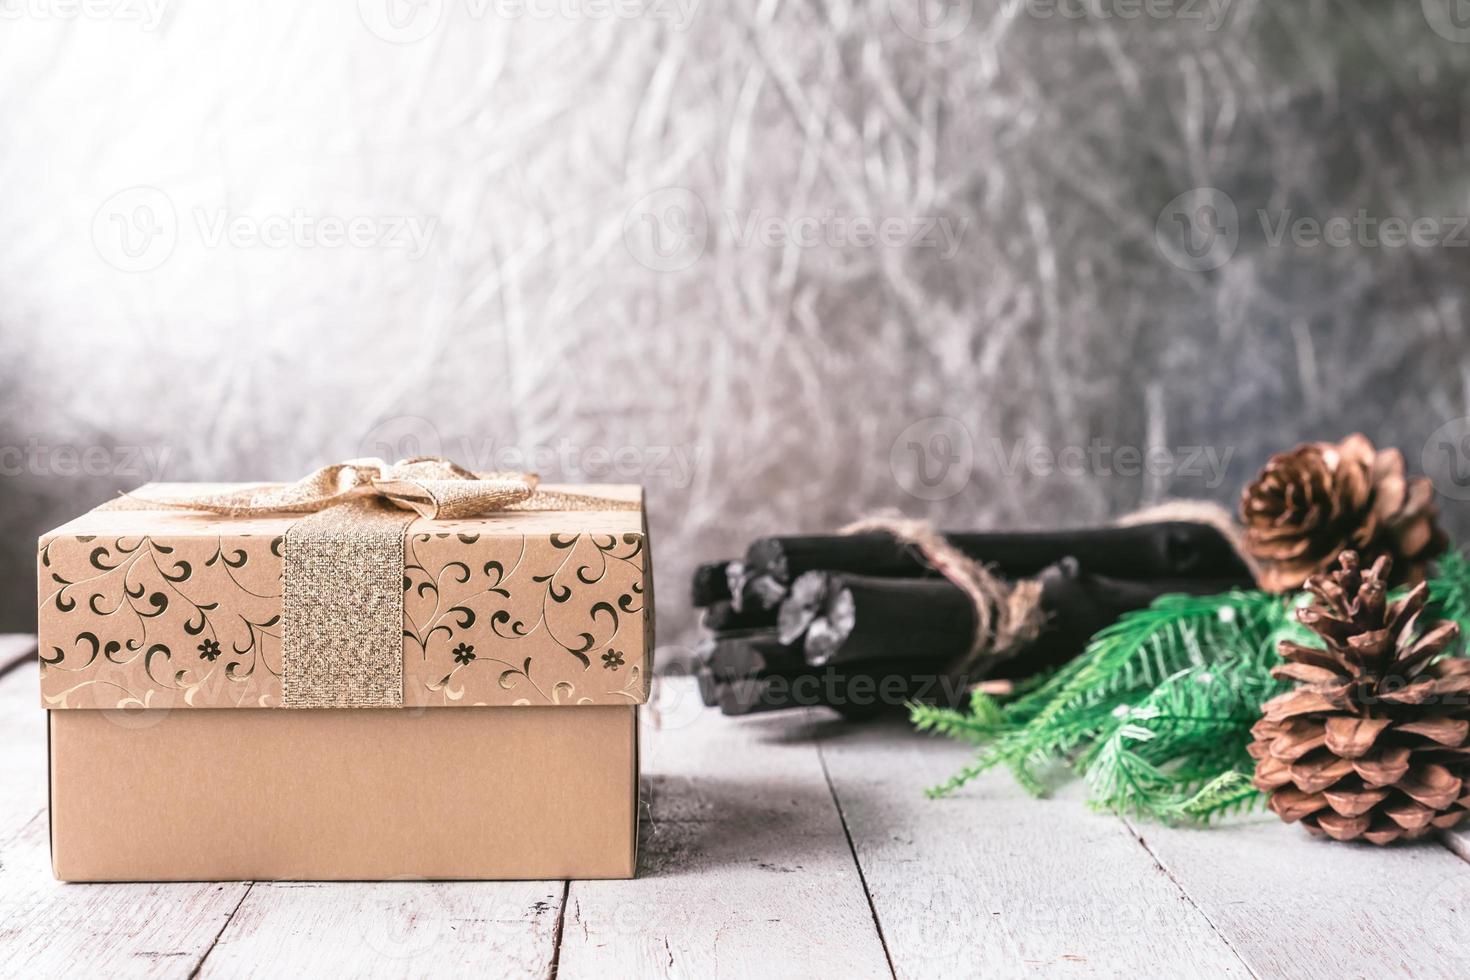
[0,633,35,674]
[814,716,1252,979]
[6,656,1470,976]
[196,879,565,979]
[0,657,47,832]
[1127,812,1470,979]
[556,679,892,979]
[0,663,251,979]
[1438,824,1470,862]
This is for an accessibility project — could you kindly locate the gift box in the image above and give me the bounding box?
[35,461,652,881]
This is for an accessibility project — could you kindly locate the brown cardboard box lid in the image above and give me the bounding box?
[38,483,652,711]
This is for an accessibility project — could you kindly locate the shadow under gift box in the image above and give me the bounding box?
[36,483,653,882]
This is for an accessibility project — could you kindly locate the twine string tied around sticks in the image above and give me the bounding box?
[839,512,1046,673]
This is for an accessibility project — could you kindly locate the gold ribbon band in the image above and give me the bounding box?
[126,457,640,708]
[282,498,409,708]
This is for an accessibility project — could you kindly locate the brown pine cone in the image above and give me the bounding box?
[1240,433,1446,593]
[1249,551,1470,844]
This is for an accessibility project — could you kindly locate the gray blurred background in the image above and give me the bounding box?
[5,0,1470,658]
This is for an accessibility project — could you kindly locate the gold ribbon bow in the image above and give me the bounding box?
[126,457,639,709]
[135,456,633,520]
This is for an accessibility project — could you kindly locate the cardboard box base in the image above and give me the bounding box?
[49,705,639,882]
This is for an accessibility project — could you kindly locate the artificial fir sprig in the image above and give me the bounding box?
[1429,550,1470,635]
[913,589,1292,810]
[913,552,1470,823]
[1076,652,1290,819]
[914,552,1470,823]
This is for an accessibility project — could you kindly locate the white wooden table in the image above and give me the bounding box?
[3,632,1470,978]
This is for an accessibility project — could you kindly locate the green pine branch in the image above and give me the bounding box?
[913,548,1470,824]
[1160,770,1263,822]
[911,586,1292,821]
[1078,653,1289,820]
[1428,549,1470,636]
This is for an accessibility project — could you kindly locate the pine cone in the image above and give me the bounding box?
[1240,433,1446,593]
[1249,552,1469,844]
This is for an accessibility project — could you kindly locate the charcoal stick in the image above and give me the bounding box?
[699,660,969,718]
[743,522,1254,588]
[789,562,1246,672]
[691,560,735,607]
[702,599,778,633]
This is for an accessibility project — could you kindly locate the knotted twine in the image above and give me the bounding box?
[840,499,1252,676]
[119,457,639,708]
[839,512,1046,674]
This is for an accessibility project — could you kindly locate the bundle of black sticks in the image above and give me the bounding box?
[690,522,1257,718]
